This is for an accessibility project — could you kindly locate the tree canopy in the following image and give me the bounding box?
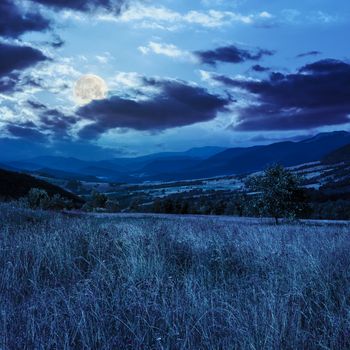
[246,165,309,223]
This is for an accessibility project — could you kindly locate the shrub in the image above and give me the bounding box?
[23,188,75,211]
[26,188,50,209]
[66,179,82,193]
[47,194,73,210]
[105,199,120,212]
[81,202,94,212]
[90,190,108,208]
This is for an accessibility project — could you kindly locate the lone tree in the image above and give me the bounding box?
[246,165,309,224]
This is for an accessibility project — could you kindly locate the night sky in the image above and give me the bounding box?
[1,0,350,160]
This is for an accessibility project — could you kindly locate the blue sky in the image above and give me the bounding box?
[1,0,350,159]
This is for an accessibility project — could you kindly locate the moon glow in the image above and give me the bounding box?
[74,74,108,105]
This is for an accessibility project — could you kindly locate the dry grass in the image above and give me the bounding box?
[1,202,350,349]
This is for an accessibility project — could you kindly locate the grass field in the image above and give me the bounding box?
[1,202,350,349]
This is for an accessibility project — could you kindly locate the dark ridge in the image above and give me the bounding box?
[0,168,83,205]
[322,143,350,164]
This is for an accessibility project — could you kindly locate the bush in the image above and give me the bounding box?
[26,188,50,209]
[90,190,108,209]
[23,188,74,211]
[81,202,94,212]
[66,179,82,193]
[47,194,73,210]
[105,199,120,212]
[81,192,120,212]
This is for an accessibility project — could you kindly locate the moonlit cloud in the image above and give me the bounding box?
[117,4,275,30]
[281,8,339,25]
[138,42,197,62]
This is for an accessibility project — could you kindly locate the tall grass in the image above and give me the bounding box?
[0,203,350,349]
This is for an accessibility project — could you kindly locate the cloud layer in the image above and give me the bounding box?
[32,0,130,13]
[195,45,274,66]
[0,0,50,38]
[213,59,350,130]
[77,78,230,138]
[118,4,273,30]
[0,43,47,77]
[296,51,322,58]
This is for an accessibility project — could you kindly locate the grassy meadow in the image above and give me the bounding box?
[1,202,350,349]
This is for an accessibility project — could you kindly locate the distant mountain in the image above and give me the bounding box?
[136,157,202,176]
[322,143,350,164]
[34,168,100,182]
[0,163,18,171]
[183,146,227,159]
[24,156,94,172]
[0,168,83,204]
[3,146,225,180]
[79,166,134,182]
[3,132,350,182]
[5,161,43,171]
[106,147,226,172]
[155,131,350,180]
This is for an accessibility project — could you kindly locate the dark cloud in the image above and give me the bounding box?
[194,45,274,66]
[299,59,349,74]
[0,0,50,38]
[296,51,322,58]
[0,0,130,40]
[50,35,65,48]
[27,101,78,138]
[77,79,230,139]
[6,124,47,143]
[40,112,77,138]
[31,0,130,13]
[251,64,270,72]
[0,43,47,77]
[214,59,350,131]
[27,100,47,110]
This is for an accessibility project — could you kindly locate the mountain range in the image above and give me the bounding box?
[2,131,350,183]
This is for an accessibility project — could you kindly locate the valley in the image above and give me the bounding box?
[1,131,350,218]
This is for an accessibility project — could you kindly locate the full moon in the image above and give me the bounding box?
[74,74,108,105]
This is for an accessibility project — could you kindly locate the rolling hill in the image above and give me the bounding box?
[2,131,350,182]
[156,131,350,180]
[322,143,350,164]
[0,168,83,204]
[3,146,225,181]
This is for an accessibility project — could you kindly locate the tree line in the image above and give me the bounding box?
[15,165,350,221]
[151,165,311,223]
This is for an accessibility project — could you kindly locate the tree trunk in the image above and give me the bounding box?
[275,217,279,225]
